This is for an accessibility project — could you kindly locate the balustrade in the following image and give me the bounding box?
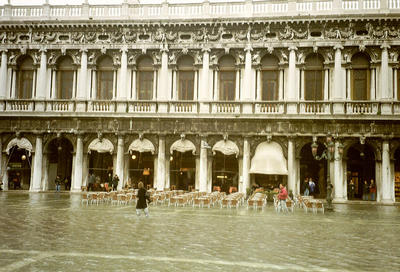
[255,102,285,114]
[169,102,198,114]
[128,102,157,113]
[299,102,331,114]
[346,101,379,114]
[1,0,397,20]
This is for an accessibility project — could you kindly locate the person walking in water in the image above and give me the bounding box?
[136,181,151,217]
[277,183,289,213]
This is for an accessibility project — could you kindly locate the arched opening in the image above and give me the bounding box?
[250,141,288,192]
[16,55,34,99]
[351,53,371,101]
[304,53,324,101]
[56,56,75,99]
[7,146,32,190]
[96,55,114,100]
[212,152,238,194]
[46,137,73,191]
[394,147,400,202]
[346,143,376,200]
[218,55,236,101]
[177,55,195,100]
[88,152,113,191]
[170,151,196,191]
[129,151,154,189]
[260,54,280,101]
[299,143,327,198]
[137,56,154,100]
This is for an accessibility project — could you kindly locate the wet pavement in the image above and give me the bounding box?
[0,192,399,272]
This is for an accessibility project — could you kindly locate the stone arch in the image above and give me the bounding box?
[342,139,381,161]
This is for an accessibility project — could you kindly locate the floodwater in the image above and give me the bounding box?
[0,192,399,272]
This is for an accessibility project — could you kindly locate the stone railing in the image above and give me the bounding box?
[0,0,397,21]
[1,99,399,117]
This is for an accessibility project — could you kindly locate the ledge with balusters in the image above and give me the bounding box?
[1,99,399,117]
[0,0,399,21]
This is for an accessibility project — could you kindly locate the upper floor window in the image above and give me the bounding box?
[137,56,154,100]
[305,54,324,101]
[177,56,194,100]
[219,55,236,101]
[351,53,370,100]
[56,56,74,99]
[16,56,34,99]
[96,55,114,100]
[261,54,279,101]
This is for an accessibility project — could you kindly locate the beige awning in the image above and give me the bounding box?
[128,138,155,154]
[249,141,288,175]
[88,138,114,154]
[212,139,239,157]
[6,137,33,156]
[170,139,196,154]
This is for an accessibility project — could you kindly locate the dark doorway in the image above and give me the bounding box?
[47,138,73,190]
[170,151,196,191]
[346,143,375,200]
[7,146,32,190]
[129,151,154,189]
[394,148,400,202]
[212,152,239,194]
[299,143,327,198]
[88,151,113,190]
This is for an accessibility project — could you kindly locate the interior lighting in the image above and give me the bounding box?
[131,154,136,160]
[21,155,26,161]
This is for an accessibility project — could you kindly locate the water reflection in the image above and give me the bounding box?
[0,192,399,272]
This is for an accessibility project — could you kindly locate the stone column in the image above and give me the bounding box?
[156,135,166,190]
[287,46,297,114]
[381,140,393,203]
[77,49,87,111]
[31,134,43,192]
[333,141,345,201]
[242,45,253,113]
[380,44,392,114]
[117,47,128,100]
[199,137,208,192]
[72,133,83,192]
[0,50,8,100]
[116,135,125,190]
[333,45,345,113]
[158,49,169,113]
[287,137,296,193]
[35,49,47,111]
[200,48,210,102]
[242,137,250,197]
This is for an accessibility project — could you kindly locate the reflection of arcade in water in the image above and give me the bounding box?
[7,146,32,190]
[212,152,238,194]
[129,151,154,189]
[170,151,195,190]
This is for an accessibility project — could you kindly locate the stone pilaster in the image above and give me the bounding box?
[287,136,296,193]
[156,135,166,190]
[381,140,393,203]
[286,46,297,114]
[242,137,250,196]
[116,135,125,190]
[199,137,208,192]
[72,133,83,192]
[31,134,43,192]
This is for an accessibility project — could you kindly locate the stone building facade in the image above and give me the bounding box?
[1,0,400,203]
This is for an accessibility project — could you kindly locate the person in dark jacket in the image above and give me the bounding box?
[136,181,151,217]
[362,180,369,200]
[112,174,119,191]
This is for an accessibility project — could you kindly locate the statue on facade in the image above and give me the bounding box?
[32,31,45,43]
[279,24,294,40]
[123,30,137,43]
[71,32,84,43]
[208,26,223,42]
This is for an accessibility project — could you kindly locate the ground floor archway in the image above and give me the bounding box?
[88,151,113,191]
[6,146,32,190]
[129,151,154,189]
[212,151,238,194]
[346,143,376,200]
[299,143,327,198]
[170,150,196,190]
[46,137,73,190]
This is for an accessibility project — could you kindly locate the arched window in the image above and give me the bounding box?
[304,54,324,101]
[219,55,236,101]
[137,56,154,100]
[177,56,194,100]
[261,54,279,101]
[16,56,34,99]
[96,55,114,100]
[351,53,370,100]
[56,56,74,99]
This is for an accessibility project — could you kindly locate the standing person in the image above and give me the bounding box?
[308,178,316,197]
[348,179,355,200]
[136,181,151,217]
[54,175,61,192]
[88,173,95,191]
[369,179,376,201]
[107,173,113,190]
[303,178,309,196]
[112,174,119,191]
[362,180,369,200]
[277,183,289,213]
